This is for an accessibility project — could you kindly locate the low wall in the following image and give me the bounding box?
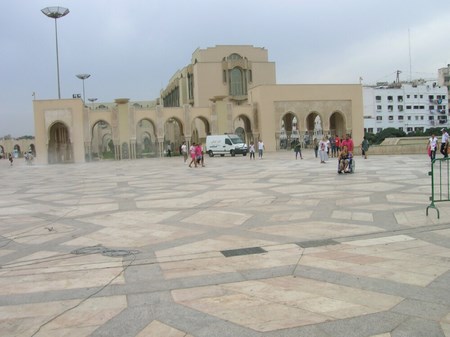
[361,144,427,155]
[357,137,429,155]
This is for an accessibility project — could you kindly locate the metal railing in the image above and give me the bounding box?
[427,158,450,218]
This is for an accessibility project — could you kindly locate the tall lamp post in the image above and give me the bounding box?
[41,6,70,99]
[76,74,91,103]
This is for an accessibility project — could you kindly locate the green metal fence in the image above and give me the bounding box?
[427,158,450,219]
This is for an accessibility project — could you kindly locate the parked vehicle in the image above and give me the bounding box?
[206,134,247,157]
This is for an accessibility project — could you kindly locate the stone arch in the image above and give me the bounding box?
[0,145,4,159]
[233,114,252,144]
[191,116,210,145]
[305,112,324,142]
[48,121,73,164]
[91,120,114,160]
[29,144,36,157]
[136,118,157,158]
[280,112,299,149]
[329,111,346,138]
[164,117,184,156]
[13,144,21,158]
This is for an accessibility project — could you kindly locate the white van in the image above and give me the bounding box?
[206,134,248,157]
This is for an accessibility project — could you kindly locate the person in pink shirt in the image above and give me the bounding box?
[195,143,203,167]
[188,143,197,168]
[341,134,354,155]
[196,142,205,167]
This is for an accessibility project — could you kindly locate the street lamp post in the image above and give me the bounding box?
[41,6,70,99]
[76,74,91,103]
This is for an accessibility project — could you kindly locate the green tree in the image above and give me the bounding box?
[364,132,376,145]
[374,127,406,144]
[424,127,443,136]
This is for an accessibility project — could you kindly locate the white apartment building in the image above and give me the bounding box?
[438,64,450,91]
[363,80,448,134]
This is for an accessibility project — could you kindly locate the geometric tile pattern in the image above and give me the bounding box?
[172,276,404,332]
[1,153,450,337]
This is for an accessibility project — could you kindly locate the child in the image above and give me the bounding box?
[249,142,255,159]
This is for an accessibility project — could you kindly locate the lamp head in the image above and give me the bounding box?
[76,74,91,80]
[41,7,69,19]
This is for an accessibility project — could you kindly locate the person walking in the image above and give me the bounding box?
[181,141,188,163]
[440,128,449,158]
[313,138,319,158]
[197,142,205,167]
[319,137,328,163]
[249,142,255,159]
[258,140,265,159]
[294,141,303,159]
[361,136,369,159]
[330,135,337,158]
[8,153,13,166]
[428,133,438,162]
[335,135,341,153]
[188,143,197,168]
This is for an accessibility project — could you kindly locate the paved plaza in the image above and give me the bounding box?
[1,151,450,337]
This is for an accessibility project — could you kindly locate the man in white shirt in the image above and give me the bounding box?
[440,128,449,158]
[258,140,265,159]
[180,141,188,163]
[428,133,438,162]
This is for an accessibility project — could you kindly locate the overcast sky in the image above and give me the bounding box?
[1,0,450,137]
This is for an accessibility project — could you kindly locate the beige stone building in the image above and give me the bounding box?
[33,45,363,164]
[0,138,35,159]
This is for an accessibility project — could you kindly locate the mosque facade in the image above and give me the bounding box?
[33,45,363,164]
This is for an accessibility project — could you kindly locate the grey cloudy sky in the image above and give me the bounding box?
[1,0,450,137]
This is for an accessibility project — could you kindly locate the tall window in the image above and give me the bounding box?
[229,68,246,96]
[188,73,194,100]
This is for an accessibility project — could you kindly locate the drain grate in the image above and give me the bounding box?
[221,246,267,257]
[296,239,339,248]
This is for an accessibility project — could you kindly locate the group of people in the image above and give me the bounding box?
[4,151,34,167]
[313,135,343,160]
[180,141,205,168]
[427,128,449,162]
[312,134,365,174]
[248,140,265,159]
[179,139,266,167]
[314,134,356,164]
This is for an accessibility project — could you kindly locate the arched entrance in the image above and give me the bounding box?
[13,144,21,158]
[29,144,36,157]
[91,120,114,160]
[279,112,298,149]
[330,111,346,138]
[164,117,184,156]
[191,117,210,145]
[136,119,157,158]
[48,122,73,164]
[233,114,252,144]
[306,112,323,143]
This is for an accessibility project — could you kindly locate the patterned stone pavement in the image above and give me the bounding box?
[1,151,450,337]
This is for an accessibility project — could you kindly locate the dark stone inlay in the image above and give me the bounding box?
[296,239,339,248]
[221,246,267,257]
